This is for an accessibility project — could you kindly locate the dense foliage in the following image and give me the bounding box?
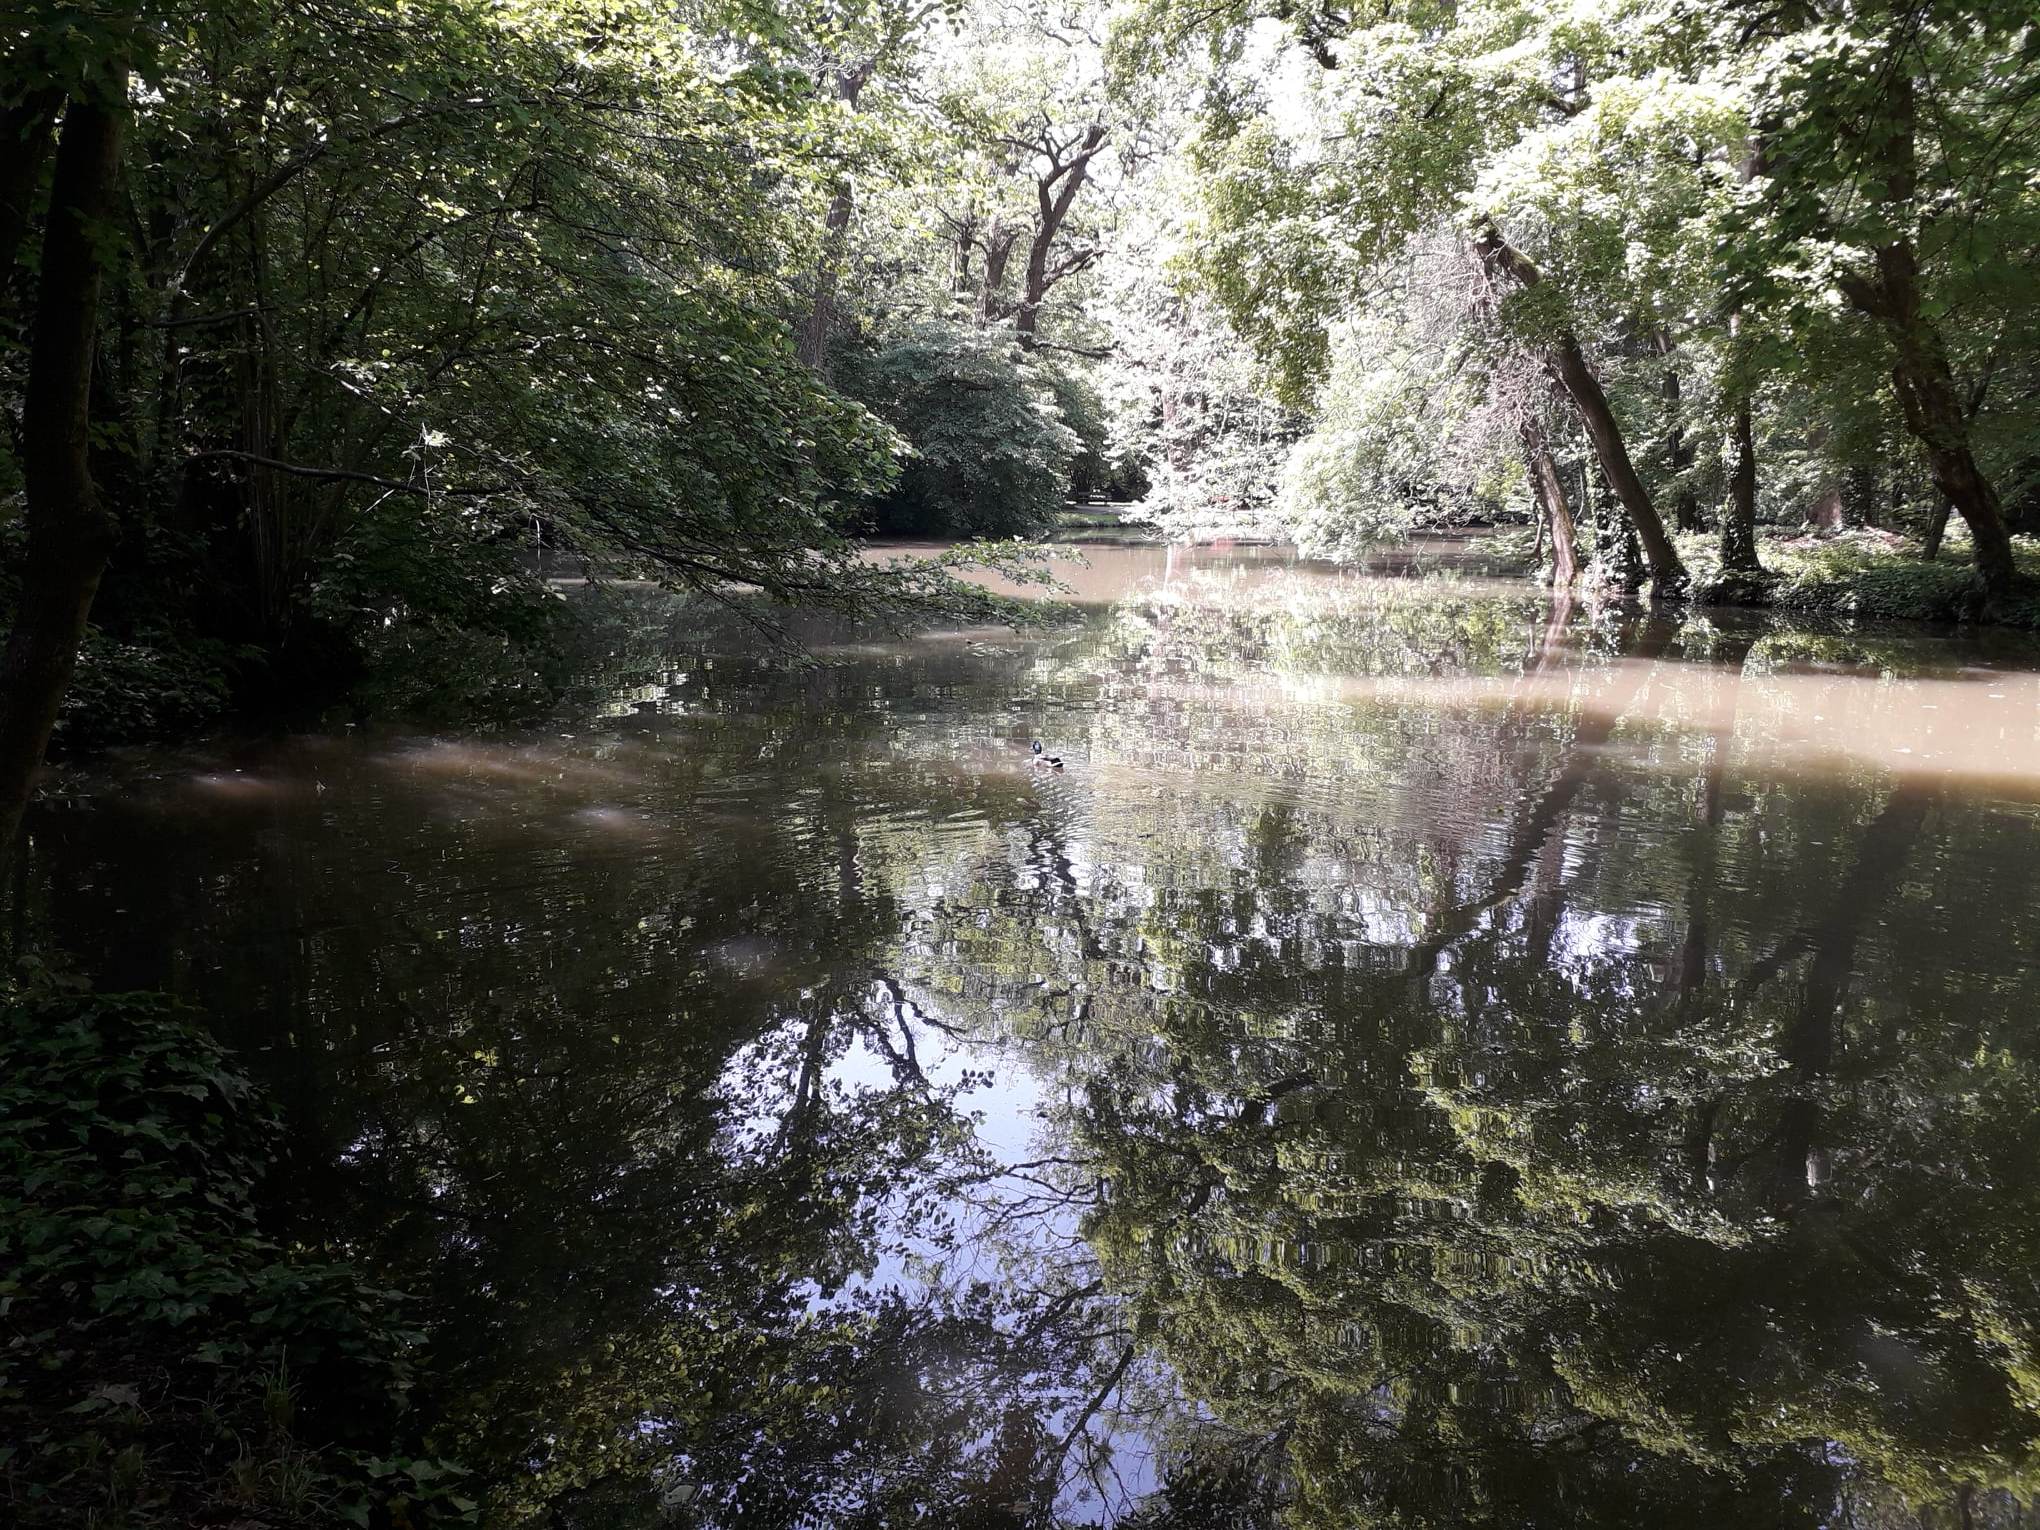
[0,0,1137,785]
[836,322,1079,536]
[1110,0,2040,600]
[0,989,465,1527]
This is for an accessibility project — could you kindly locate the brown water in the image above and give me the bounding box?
[19,541,2040,1527]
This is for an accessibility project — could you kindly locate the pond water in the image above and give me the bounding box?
[20,540,2040,1528]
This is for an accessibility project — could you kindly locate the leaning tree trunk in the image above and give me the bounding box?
[1476,225,1687,597]
[1520,420,1579,587]
[1836,71,2018,602]
[1881,315,2018,595]
[0,91,128,883]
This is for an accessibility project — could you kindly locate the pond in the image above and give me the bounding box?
[18,540,2040,1528]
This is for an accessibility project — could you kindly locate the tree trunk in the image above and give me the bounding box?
[1840,465,1876,528]
[1717,138,1766,578]
[1016,123,1106,349]
[0,90,61,305]
[796,181,855,371]
[1520,419,1578,587]
[1882,326,2018,595]
[1476,225,1687,596]
[1661,358,1701,531]
[0,92,128,883]
[1922,499,1952,561]
[979,220,1017,324]
[1835,71,2017,601]
[1722,388,1761,574]
[795,64,875,372]
[1591,478,1644,593]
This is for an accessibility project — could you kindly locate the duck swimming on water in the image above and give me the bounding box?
[1031,740,1064,770]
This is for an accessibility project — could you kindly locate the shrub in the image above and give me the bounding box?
[835,322,1079,538]
[0,989,469,1527]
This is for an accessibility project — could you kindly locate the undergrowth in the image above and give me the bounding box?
[0,984,472,1528]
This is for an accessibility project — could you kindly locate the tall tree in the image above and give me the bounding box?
[1747,0,2036,598]
[0,49,130,881]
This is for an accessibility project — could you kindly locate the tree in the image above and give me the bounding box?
[0,16,131,882]
[835,320,1080,535]
[1743,0,2037,601]
[0,0,1062,860]
[1118,0,1723,594]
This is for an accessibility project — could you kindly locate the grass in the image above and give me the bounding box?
[1678,527,2040,629]
[1056,502,1143,529]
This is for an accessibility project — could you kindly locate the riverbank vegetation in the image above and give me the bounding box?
[4,4,2040,1521]
[1123,0,2040,608]
[4,0,2036,802]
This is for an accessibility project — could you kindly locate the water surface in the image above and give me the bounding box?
[22,542,2040,1527]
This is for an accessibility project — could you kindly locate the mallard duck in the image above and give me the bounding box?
[1031,740,1064,770]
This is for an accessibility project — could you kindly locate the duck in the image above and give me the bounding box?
[1031,740,1064,770]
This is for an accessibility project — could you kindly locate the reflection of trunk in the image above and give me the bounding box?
[1763,783,1934,1207]
[1834,73,2016,600]
[0,90,128,883]
[1683,1094,1723,1192]
[1528,588,1575,675]
[1674,634,1756,1005]
[1411,620,1674,978]
[1476,225,1687,596]
[1521,420,1578,587]
[1521,803,1567,970]
[779,1009,834,1158]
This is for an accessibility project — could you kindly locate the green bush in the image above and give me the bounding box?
[0,989,470,1528]
[56,631,242,748]
[835,322,1079,538]
[1678,529,2040,629]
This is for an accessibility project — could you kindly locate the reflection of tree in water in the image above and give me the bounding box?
[904,605,2040,1528]
[21,582,2040,1526]
[21,725,1167,1525]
